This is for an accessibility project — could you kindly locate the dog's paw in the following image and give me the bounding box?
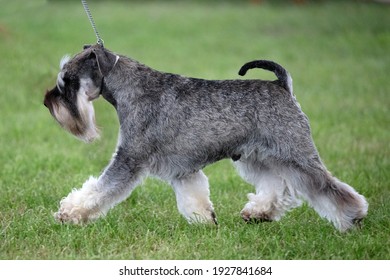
[54,188,103,225]
[54,200,90,225]
[241,210,272,223]
[240,193,276,223]
[187,208,218,225]
[54,177,107,225]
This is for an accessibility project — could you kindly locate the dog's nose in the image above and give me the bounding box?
[43,96,50,108]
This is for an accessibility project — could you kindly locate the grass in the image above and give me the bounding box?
[0,0,389,259]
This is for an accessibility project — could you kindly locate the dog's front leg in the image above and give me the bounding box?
[54,148,144,224]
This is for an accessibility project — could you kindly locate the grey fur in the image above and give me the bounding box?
[44,44,368,231]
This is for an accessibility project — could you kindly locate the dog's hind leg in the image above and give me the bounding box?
[54,147,145,224]
[295,167,368,232]
[235,160,301,223]
[171,171,217,225]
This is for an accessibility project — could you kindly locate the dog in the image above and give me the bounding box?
[44,44,368,231]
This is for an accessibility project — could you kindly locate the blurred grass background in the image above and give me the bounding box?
[0,0,389,259]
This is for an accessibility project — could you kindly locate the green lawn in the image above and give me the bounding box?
[0,0,389,259]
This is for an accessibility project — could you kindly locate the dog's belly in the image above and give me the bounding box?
[148,144,241,180]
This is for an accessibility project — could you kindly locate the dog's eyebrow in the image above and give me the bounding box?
[60,55,71,70]
[56,72,65,93]
[56,55,71,93]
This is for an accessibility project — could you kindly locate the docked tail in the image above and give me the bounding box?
[239,60,293,95]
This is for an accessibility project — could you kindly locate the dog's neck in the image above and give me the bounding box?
[100,78,117,108]
[99,55,120,107]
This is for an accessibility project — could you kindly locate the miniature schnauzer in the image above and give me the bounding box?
[44,44,368,231]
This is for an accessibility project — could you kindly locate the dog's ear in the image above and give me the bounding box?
[91,46,118,77]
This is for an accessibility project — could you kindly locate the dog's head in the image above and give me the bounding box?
[44,44,119,142]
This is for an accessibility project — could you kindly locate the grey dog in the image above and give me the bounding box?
[44,44,368,231]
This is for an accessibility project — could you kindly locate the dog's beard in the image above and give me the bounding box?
[76,94,100,143]
[51,94,100,143]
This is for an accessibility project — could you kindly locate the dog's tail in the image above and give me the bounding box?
[238,60,293,95]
